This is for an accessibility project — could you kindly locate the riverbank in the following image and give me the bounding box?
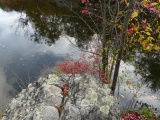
[1,74,120,120]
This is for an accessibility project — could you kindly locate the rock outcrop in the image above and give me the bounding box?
[2,74,120,120]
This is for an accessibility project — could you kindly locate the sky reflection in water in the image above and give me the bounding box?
[0,8,82,111]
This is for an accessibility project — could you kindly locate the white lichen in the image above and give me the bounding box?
[66,102,71,108]
[100,105,110,114]
[91,92,98,101]
[80,99,90,106]
[101,96,114,106]
[47,74,59,84]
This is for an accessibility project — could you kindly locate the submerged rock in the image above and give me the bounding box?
[2,74,120,120]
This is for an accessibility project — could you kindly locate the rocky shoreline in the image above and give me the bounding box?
[2,74,120,120]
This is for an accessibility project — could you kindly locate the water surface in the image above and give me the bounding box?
[0,8,82,111]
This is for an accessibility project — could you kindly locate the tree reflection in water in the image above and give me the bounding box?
[135,53,160,91]
[0,0,95,47]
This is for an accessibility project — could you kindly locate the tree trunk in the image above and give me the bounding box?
[101,0,107,75]
[111,0,134,94]
[109,57,115,79]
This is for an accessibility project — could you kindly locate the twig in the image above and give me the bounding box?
[10,70,26,89]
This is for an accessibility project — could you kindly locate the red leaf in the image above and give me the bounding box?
[149,7,157,12]
[142,19,146,23]
[81,9,88,14]
[145,3,150,8]
[126,28,133,34]
[142,25,146,29]
[82,0,88,3]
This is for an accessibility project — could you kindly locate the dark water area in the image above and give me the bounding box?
[4,52,63,91]
[0,0,160,115]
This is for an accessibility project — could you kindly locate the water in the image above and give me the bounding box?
[0,8,82,111]
[115,61,160,115]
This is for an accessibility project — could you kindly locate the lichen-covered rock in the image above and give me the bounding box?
[59,74,120,120]
[41,106,59,120]
[2,74,120,120]
[2,74,63,120]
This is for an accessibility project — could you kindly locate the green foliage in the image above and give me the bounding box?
[55,68,62,76]
[140,107,152,120]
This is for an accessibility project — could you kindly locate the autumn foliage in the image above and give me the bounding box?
[56,59,91,74]
[56,53,111,83]
[121,112,142,120]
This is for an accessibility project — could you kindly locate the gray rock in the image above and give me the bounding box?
[1,116,7,120]
[112,116,118,120]
[34,88,40,97]
[80,107,86,115]
[45,93,62,106]
[24,112,34,120]
[41,106,59,120]
[33,110,41,120]
[2,74,120,120]
[60,74,120,120]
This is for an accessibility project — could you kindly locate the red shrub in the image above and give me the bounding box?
[56,54,111,84]
[56,59,92,74]
[121,112,142,120]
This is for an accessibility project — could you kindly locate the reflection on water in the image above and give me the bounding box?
[0,0,94,48]
[4,53,63,91]
[0,9,83,111]
[116,61,160,114]
[135,53,160,91]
